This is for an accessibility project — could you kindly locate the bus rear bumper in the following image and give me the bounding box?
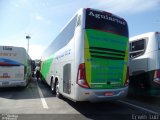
[76,87,128,102]
[0,80,27,88]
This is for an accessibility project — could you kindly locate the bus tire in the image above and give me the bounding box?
[51,79,56,94]
[55,80,62,98]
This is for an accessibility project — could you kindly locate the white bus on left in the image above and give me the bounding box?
[0,46,32,87]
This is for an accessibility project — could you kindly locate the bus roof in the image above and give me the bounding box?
[130,32,160,42]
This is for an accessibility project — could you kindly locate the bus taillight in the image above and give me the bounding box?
[24,66,26,74]
[153,70,160,84]
[77,63,90,88]
[23,66,27,80]
[125,66,129,86]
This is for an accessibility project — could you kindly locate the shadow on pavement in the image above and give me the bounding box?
[127,94,160,107]
[61,97,134,120]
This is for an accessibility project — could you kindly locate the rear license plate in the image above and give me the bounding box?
[105,92,113,96]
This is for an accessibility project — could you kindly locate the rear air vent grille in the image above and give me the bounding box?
[89,47,125,60]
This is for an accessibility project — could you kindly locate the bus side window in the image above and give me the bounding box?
[129,39,146,58]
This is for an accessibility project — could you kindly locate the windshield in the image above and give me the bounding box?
[85,9,128,37]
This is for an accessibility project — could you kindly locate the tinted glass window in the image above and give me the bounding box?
[130,39,145,58]
[43,15,77,58]
[131,39,145,51]
[85,9,128,37]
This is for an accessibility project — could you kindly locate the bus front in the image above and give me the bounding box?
[77,8,129,102]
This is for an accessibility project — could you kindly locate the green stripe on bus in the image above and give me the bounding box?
[41,56,54,80]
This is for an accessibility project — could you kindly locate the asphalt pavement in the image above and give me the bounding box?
[0,79,160,120]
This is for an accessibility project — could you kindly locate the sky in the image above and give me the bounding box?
[0,0,160,59]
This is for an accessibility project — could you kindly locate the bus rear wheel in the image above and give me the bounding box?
[51,80,56,94]
[55,81,62,98]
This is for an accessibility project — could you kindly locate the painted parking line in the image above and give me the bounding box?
[36,81,49,109]
[118,100,159,115]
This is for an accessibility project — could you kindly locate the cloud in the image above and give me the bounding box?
[35,15,44,21]
[89,0,159,14]
[34,14,54,26]
[1,33,27,48]
[0,32,44,60]
[29,44,45,59]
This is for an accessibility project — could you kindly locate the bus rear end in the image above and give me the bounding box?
[128,32,160,96]
[0,46,27,87]
[76,8,129,102]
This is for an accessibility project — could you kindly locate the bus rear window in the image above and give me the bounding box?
[129,39,146,58]
[85,9,128,37]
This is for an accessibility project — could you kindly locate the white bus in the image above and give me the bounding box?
[41,8,129,102]
[0,46,32,87]
[129,32,160,96]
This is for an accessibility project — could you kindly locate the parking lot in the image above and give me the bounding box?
[0,78,160,120]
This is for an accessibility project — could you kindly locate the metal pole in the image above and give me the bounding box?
[26,35,31,53]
